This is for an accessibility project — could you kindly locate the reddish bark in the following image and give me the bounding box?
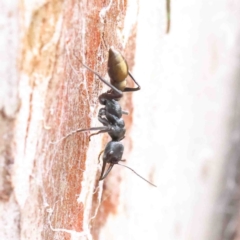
[17,0,134,239]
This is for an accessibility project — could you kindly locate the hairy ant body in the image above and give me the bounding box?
[62,47,156,187]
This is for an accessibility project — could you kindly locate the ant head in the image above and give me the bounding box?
[103,141,124,163]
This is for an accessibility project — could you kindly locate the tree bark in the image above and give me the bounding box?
[1,0,136,239]
[1,0,240,240]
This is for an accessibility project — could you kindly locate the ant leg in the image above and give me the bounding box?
[98,108,110,126]
[89,129,109,141]
[98,150,104,163]
[122,110,129,115]
[98,91,122,104]
[75,55,124,99]
[50,126,109,144]
[75,55,122,96]
[123,71,141,92]
[81,62,123,98]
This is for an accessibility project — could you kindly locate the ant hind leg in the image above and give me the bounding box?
[123,71,141,92]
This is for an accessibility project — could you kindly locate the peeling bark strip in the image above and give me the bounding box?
[0,0,21,238]
[0,114,14,201]
[12,0,134,239]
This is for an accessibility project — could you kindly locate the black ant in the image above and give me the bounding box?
[59,47,156,187]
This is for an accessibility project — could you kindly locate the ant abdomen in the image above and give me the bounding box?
[108,47,128,91]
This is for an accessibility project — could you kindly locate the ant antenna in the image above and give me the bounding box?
[116,163,157,187]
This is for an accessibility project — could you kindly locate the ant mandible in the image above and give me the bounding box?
[62,47,156,187]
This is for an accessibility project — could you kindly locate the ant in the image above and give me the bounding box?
[60,47,156,187]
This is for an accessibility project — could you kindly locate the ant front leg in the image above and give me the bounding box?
[88,109,111,140]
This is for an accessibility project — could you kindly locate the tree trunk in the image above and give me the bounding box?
[1,0,240,240]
